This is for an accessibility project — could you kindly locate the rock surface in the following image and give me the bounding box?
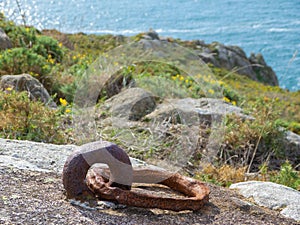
[0,28,12,50]
[0,138,75,173]
[280,131,300,169]
[145,97,253,125]
[142,29,160,40]
[230,181,300,221]
[103,87,157,121]
[0,138,298,224]
[0,73,57,107]
[195,42,278,86]
[286,130,300,146]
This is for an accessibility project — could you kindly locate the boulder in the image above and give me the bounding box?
[286,130,300,146]
[103,87,157,121]
[230,181,300,221]
[0,74,57,108]
[0,28,12,50]
[145,97,252,125]
[282,131,300,167]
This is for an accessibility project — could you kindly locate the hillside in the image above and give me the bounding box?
[0,14,299,190]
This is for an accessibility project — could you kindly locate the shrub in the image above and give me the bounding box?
[276,119,300,135]
[32,35,64,63]
[0,15,63,61]
[196,162,300,190]
[0,20,37,48]
[195,163,247,187]
[0,48,50,75]
[270,161,300,190]
[0,90,65,143]
[220,97,285,171]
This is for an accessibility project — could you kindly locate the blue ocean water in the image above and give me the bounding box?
[1,0,300,91]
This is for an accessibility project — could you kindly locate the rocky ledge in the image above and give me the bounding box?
[143,30,278,86]
[0,138,299,224]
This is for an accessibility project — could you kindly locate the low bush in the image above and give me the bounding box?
[0,47,50,75]
[220,97,285,171]
[0,90,66,143]
[270,161,300,190]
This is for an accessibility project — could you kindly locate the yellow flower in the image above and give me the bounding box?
[232,101,237,106]
[5,87,13,91]
[223,97,231,103]
[25,27,30,32]
[65,109,71,113]
[59,98,68,106]
[179,76,185,81]
[208,89,215,95]
[218,80,225,86]
[47,55,55,64]
[58,42,63,47]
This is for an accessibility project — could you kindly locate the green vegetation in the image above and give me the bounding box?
[210,65,300,135]
[195,161,300,190]
[270,161,300,190]
[0,89,67,143]
[0,14,299,189]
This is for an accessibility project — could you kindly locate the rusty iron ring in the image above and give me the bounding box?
[63,141,210,211]
[86,166,210,211]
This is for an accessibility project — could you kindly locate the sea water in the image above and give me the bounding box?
[1,0,300,91]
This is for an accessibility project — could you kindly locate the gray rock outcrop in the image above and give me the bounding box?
[138,31,278,87]
[0,28,12,50]
[0,74,57,108]
[0,138,147,174]
[197,42,278,86]
[230,181,300,221]
[145,97,252,125]
[0,138,75,173]
[142,29,160,40]
[103,87,157,121]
